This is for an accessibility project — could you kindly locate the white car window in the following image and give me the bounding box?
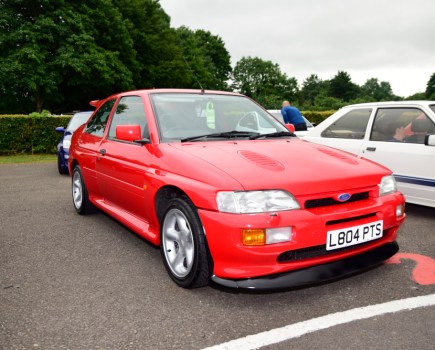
[320,108,372,139]
[370,108,435,144]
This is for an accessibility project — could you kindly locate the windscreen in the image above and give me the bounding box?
[150,93,287,142]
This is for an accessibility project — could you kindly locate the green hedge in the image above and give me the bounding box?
[301,110,336,125]
[0,115,71,155]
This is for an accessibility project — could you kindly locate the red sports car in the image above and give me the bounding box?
[68,89,405,290]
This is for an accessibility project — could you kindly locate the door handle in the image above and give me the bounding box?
[99,149,106,155]
[366,147,376,152]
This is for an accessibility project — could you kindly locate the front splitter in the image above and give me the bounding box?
[211,241,399,290]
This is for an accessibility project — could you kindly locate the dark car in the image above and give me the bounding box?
[55,111,92,174]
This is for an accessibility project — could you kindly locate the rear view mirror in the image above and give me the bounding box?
[424,134,435,146]
[116,125,141,142]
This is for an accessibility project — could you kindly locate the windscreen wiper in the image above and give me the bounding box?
[249,131,295,140]
[181,131,259,142]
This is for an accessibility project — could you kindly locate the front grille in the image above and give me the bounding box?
[326,213,377,226]
[277,238,380,263]
[305,191,369,209]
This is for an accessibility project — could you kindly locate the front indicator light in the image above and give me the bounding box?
[242,227,292,246]
[242,229,266,246]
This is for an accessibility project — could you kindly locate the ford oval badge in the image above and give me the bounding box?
[337,193,351,202]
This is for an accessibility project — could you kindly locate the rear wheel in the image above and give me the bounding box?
[72,165,93,214]
[160,196,210,288]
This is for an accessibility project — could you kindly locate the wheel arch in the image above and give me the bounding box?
[155,185,189,225]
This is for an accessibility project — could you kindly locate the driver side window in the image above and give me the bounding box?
[84,99,115,137]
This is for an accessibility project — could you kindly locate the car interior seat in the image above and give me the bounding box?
[405,118,434,143]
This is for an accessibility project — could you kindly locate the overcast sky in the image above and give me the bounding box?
[159,0,435,97]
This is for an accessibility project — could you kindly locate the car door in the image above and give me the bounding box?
[312,107,373,155]
[75,98,116,197]
[360,107,435,206]
[96,95,153,220]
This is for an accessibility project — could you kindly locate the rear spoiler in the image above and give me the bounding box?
[89,100,102,108]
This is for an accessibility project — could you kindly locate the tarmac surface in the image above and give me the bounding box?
[1,162,434,349]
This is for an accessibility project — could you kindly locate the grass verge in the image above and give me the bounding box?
[0,154,57,164]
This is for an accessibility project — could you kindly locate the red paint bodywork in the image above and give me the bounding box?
[69,89,405,282]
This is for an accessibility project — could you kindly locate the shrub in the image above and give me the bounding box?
[301,110,336,125]
[0,115,71,155]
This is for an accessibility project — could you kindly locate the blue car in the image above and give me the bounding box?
[55,111,93,174]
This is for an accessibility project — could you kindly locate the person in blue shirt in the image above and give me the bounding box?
[281,101,307,131]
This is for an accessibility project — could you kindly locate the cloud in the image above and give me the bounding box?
[159,0,435,96]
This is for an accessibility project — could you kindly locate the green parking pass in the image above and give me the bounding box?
[206,101,215,129]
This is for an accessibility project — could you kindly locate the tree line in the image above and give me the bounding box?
[1,0,434,114]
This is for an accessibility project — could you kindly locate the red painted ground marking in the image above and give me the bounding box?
[386,253,435,285]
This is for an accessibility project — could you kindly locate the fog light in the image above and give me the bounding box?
[242,229,266,246]
[266,227,292,244]
[396,203,405,217]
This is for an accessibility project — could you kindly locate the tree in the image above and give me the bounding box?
[328,71,360,102]
[174,27,232,90]
[0,0,233,113]
[0,0,137,113]
[360,78,394,101]
[193,29,232,90]
[112,0,191,89]
[426,73,435,99]
[300,74,328,106]
[232,56,298,108]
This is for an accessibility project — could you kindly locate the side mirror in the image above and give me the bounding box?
[424,134,435,146]
[116,125,142,142]
[285,124,295,133]
[55,126,65,133]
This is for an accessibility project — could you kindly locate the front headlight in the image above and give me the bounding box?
[62,139,71,150]
[216,190,300,214]
[379,175,397,196]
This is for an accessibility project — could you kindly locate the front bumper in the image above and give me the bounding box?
[199,191,405,282]
[211,241,399,290]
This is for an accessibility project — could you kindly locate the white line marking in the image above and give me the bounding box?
[202,293,435,350]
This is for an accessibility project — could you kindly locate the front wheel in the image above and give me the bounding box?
[72,165,93,214]
[160,196,210,288]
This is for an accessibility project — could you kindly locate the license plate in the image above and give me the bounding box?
[326,220,383,251]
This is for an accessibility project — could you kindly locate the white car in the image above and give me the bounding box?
[303,101,435,207]
[267,110,315,137]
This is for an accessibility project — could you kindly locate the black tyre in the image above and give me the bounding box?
[71,165,93,215]
[160,196,210,288]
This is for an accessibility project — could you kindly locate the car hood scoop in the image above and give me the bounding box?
[237,150,285,171]
[316,147,359,165]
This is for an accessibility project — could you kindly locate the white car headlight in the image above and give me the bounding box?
[379,175,397,196]
[216,190,300,214]
[62,139,71,150]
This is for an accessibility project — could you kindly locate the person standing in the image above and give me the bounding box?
[281,100,307,131]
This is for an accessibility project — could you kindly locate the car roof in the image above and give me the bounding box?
[89,89,245,108]
[109,88,243,99]
[341,101,435,109]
